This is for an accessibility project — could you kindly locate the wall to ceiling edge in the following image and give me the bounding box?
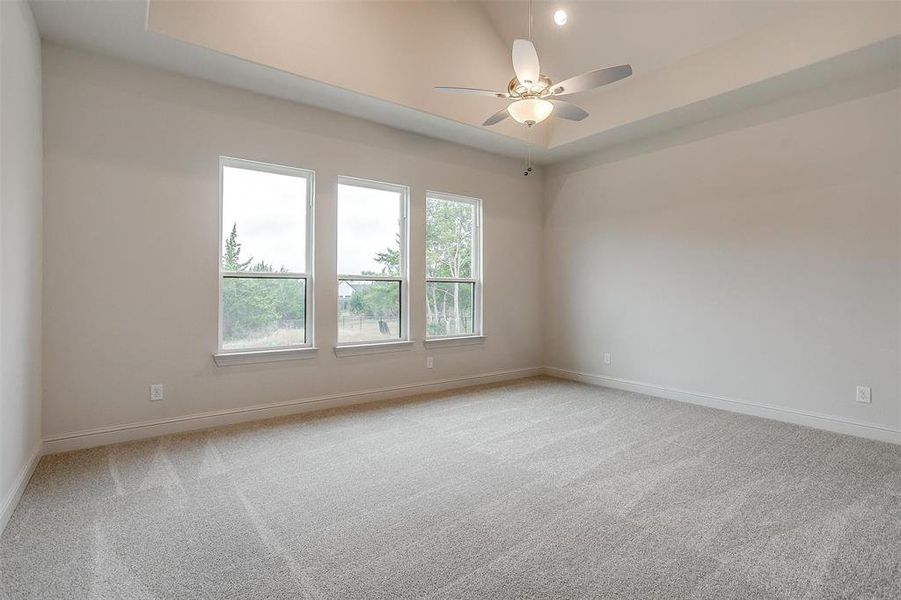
[147,0,544,147]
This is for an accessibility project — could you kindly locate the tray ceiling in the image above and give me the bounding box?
[31,1,901,164]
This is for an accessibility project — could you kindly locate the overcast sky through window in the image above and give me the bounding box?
[337,182,401,276]
[222,166,307,272]
[223,167,402,276]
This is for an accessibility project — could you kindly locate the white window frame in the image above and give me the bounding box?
[425,191,483,340]
[216,156,315,360]
[335,176,410,351]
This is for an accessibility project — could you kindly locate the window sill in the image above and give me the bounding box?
[334,340,414,357]
[423,335,486,349]
[213,347,318,367]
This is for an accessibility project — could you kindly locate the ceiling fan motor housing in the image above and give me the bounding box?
[507,75,553,99]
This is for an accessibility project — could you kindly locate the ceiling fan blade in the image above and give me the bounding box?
[512,39,540,85]
[549,100,589,121]
[482,106,510,126]
[434,86,509,98]
[551,64,633,96]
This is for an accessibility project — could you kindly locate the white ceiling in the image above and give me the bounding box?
[480,1,799,82]
[30,1,901,165]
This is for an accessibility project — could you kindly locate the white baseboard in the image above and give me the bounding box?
[544,366,901,445]
[40,363,899,457]
[42,367,544,454]
[0,444,42,536]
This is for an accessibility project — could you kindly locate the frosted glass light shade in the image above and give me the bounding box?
[507,99,554,125]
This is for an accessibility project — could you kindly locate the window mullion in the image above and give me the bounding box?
[338,275,402,282]
[426,277,477,284]
[223,272,308,279]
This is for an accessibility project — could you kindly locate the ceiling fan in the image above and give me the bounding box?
[435,10,632,128]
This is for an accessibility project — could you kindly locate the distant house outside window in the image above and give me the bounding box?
[336,177,409,345]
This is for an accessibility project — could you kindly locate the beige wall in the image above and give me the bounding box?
[41,44,544,442]
[544,77,901,439]
[0,0,43,523]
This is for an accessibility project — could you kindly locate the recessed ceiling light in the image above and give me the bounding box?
[554,9,568,26]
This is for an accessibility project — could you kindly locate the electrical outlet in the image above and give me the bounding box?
[426,357,434,369]
[603,353,611,365]
[150,384,164,402]
[856,386,871,404]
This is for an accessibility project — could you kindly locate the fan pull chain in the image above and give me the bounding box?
[524,128,534,177]
[523,0,534,176]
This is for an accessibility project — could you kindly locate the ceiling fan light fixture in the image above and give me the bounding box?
[508,98,554,126]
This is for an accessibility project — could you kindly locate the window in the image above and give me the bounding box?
[218,157,314,353]
[337,177,408,345]
[426,192,481,338]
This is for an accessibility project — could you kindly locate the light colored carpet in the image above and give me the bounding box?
[1,376,899,599]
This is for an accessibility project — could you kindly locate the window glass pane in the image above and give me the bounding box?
[222,277,306,349]
[338,183,401,276]
[222,165,307,273]
[338,280,401,343]
[426,196,475,279]
[426,282,474,337]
